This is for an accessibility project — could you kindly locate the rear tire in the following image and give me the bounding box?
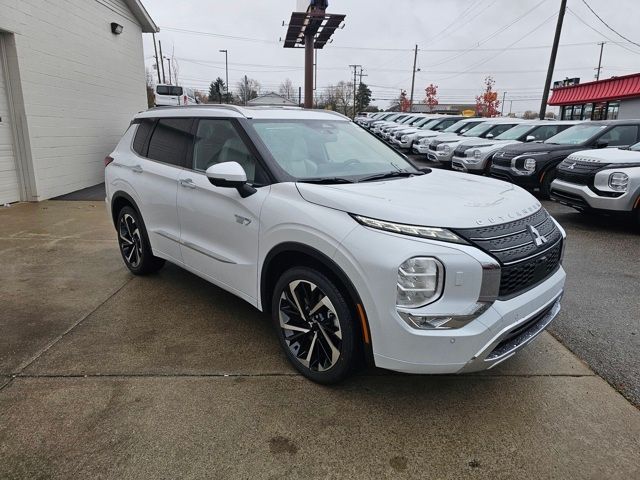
[272,267,356,384]
[116,206,165,275]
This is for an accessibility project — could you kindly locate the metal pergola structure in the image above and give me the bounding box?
[283,7,345,108]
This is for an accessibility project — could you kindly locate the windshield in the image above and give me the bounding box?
[495,124,535,140]
[156,85,183,96]
[412,117,434,128]
[545,124,607,145]
[462,122,498,137]
[250,120,419,181]
[419,119,441,130]
[631,142,640,151]
[444,120,478,133]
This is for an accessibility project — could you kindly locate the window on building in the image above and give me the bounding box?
[607,101,620,120]
[147,118,194,167]
[583,103,593,120]
[561,105,573,120]
[592,102,607,120]
[571,104,583,120]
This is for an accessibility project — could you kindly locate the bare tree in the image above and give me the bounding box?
[334,81,353,116]
[279,78,294,99]
[236,77,260,104]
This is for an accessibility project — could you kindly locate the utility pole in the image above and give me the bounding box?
[158,40,166,84]
[298,86,302,107]
[244,75,249,106]
[595,41,605,81]
[164,56,172,85]
[349,64,361,119]
[357,67,368,112]
[152,33,161,83]
[539,0,567,120]
[501,91,507,116]
[219,49,229,101]
[409,44,418,113]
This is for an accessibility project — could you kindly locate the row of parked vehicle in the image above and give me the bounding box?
[356,112,640,225]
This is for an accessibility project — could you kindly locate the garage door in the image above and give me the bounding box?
[0,36,20,204]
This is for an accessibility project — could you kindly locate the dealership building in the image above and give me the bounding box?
[0,0,157,204]
[549,73,640,121]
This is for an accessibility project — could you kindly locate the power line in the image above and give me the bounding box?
[580,0,640,48]
[566,7,640,55]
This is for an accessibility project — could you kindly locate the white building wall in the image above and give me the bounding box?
[0,0,148,200]
[619,98,640,120]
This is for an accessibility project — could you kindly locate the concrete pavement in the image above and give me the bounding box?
[1,201,639,479]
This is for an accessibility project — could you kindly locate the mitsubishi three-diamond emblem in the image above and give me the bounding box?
[527,225,548,248]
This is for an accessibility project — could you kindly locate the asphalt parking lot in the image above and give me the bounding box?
[1,197,639,479]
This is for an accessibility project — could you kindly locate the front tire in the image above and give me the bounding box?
[540,169,556,199]
[272,267,356,384]
[116,206,165,275]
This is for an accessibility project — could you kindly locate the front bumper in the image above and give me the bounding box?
[550,179,637,212]
[490,164,539,188]
[335,224,566,375]
[452,155,488,172]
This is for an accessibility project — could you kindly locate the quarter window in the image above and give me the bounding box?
[132,118,155,156]
[192,119,265,184]
[147,118,194,167]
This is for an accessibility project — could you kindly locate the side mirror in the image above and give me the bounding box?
[525,135,536,142]
[595,140,608,149]
[485,133,494,139]
[205,162,256,198]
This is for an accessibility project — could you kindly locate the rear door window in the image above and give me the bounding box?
[156,85,183,96]
[146,118,194,167]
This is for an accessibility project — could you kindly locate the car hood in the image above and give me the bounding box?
[501,141,580,155]
[296,169,540,229]
[567,148,640,165]
[460,138,521,149]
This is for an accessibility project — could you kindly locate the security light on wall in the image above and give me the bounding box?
[111,23,124,35]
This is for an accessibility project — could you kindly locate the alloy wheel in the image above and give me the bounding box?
[278,280,342,372]
[118,213,143,268]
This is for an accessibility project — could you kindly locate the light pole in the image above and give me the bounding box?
[219,49,229,102]
[163,56,172,85]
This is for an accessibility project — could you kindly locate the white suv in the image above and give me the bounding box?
[106,105,566,383]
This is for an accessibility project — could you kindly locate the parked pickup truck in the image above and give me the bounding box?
[451,121,579,174]
[550,142,640,225]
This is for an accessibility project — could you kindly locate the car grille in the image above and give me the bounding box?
[429,143,438,151]
[556,159,610,186]
[453,208,563,298]
[492,150,518,166]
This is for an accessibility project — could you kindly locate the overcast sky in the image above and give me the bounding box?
[141,0,640,114]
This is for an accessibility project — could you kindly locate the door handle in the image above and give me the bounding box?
[131,165,143,174]
[179,178,197,189]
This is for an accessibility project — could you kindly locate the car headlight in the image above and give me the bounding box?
[396,257,444,308]
[524,158,536,172]
[439,144,450,153]
[401,135,409,142]
[419,138,430,145]
[473,149,482,160]
[352,215,467,244]
[609,172,629,191]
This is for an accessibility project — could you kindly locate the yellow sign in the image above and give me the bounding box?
[462,109,476,117]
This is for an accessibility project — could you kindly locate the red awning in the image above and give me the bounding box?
[548,73,640,106]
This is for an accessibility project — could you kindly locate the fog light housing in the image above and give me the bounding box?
[608,172,629,191]
[396,257,443,308]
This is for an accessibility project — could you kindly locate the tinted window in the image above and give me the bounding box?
[192,119,266,184]
[147,118,194,166]
[485,124,516,137]
[132,118,155,156]
[598,125,639,147]
[156,85,183,96]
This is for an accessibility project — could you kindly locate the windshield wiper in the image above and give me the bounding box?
[358,170,424,182]
[297,177,355,184]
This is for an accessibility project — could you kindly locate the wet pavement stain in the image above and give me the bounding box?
[268,436,298,455]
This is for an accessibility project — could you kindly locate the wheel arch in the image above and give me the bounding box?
[110,191,142,228]
[260,242,373,364]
